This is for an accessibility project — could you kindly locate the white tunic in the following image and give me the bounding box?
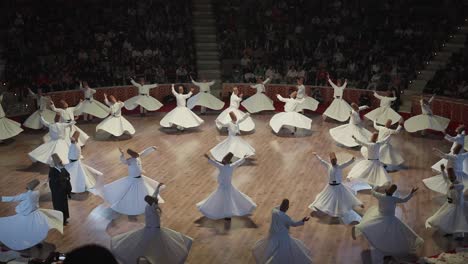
[192,80,215,92]
[251,78,270,94]
[131,80,158,95]
[77,84,110,118]
[47,103,89,146]
[215,93,255,132]
[364,92,401,125]
[432,132,468,174]
[421,96,434,115]
[96,99,136,136]
[329,106,373,148]
[2,190,39,215]
[373,121,404,166]
[160,86,204,129]
[120,154,143,177]
[269,95,312,134]
[241,79,275,113]
[23,90,56,129]
[187,80,224,110]
[296,84,306,99]
[323,79,352,122]
[316,156,354,184]
[328,79,347,98]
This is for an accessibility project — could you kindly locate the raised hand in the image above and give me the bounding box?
[410,187,419,194]
[302,217,310,222]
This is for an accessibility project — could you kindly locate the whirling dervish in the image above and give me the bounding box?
[0,93,23,142]
[46,100,89,146]
[197,153,257,220]
[347,133,392,187]
[423,164,455,195]
[425,168,468,238]
[253,199,312,264]
[187,77,224,114]
[102,147,164,215]
[23,88,56,129]
[309,152,363,218]
[160,84,204,131]
[75,81,110,121]
[404,95,450,134]
[373,119,405,170]
[433,144,468,187]
[111,183,193,264]
[365,90,401,125]
[96,93,135,137]
[211,111,255,161]
[352,185,423,258]
[269,91,312,135]
[216,86,255,132]
[295,77,319,113]
[241,77,275,113]
[329,103,372,147]
[28,115,73,165]
[64,131,102,194]
[0,179,63,250]
[431,125,467,174]
[125,77,162,115]
[323,75,352,122]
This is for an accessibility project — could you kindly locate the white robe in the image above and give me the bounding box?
[329,106,372,147]
[365,92,401,125]
[96,99,135,136]
[434,152,468,188]
[74,86,110,118]
[197,158,256,219]
[253,208,312,264]
[241,78,275,113]
[111,186,192,264]
[432,133,468,175]
[0,94,23,140]
[64,143,102,193]
[44,103,89,146]
[125,80,163,111]
[323,79,352,122]
[348,136,392,186]
[23,91,56,129]
[160,86,204,129]
[355,189,423,256]
[28,117,73,165]
[0,190,63,250]
[295,84,319,112]
[187,80,224,110]
[270,95,312,134]
[216,93,255,132]
[405,97,450,133]
[210,116,255,161]
[373,121,404,166]
[309,156,362,217]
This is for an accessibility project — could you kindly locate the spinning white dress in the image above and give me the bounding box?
[323,79,352,122]
[0,190,63,250]
[197,158,256,219]
[253,207,312,264]
[295,84,319,112]
[0,94,23,140]
[431,133,468,174]
[373,121,404,166]
[211,115,255,161]
[160,86,204,129]
[96,98,135,136]
[111,186,192,264]
[348,136,391,186]
[28,117,73,165]
[426,182,468,234]
[125,80,162,111]
[187,80,224,110]
[433,152,468,189]
[309,155,362,217]
[74,84,110,118]
[216,93,255,132]
[241,78,275,113]
[102,150,164,215]
[64,142,102,193]
[423,169,457,195]
[329,106,372,147]
[365,92,401,125]
[44,103,89,146]
[270,95,312,134]
[23,90,56,129]
[405,96,450,133]
[355,188,423,256]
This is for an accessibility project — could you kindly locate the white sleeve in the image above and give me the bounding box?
[131,79,142,88]
[119,154,129,165]
[276,94,287,102]
[328,79,338,89]
[1,193,26,203]
[171,85,177,96]
[263,78,271,85]
[374,92,383,100]
[231,158,246,168]
[138,146,157,157]
[40,116,50,127]
[191,80,201,86]
[147,83,158,89]
[207,158,223,168]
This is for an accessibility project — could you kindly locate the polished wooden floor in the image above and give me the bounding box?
[1,111,467,263]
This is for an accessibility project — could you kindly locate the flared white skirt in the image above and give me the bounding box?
[124,95,163,111]
[0,209,63,250]
[347,159,391,186]
[111,226,193,264]
[404,114,450,133]
[0,117,23,140]
[425,202,468,234]
[75,99,110,118]
[323,98,352,122]
[365,106,401,125]
[309,184,362,217]
[23,109,56,130]
[269,112,312,134]
[102,176,164,215]
[210,136,255,161]
[96,115,135,137]
[296,96,319,112]
[216,107,255,132]
[187,92,224,110]
[329,124,372,148]
[378,143,404,166]
[432,158,468,176]
[160,107,204,129]
[241,93,275,113]
[28,139,70,165]
[44,124,89,147]
[65,160,102,193]
[253,233,313,264]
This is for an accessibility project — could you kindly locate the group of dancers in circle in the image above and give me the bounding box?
[0,74,467,263]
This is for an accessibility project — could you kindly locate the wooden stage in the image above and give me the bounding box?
[0,112,467,263]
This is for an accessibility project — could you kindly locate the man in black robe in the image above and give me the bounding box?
[49,154,71,225]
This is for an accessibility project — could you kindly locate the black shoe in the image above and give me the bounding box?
[64,220,69,226]
[224,217,231,221]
